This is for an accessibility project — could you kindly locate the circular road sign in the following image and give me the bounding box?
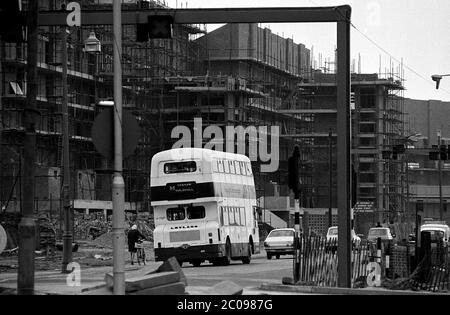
[91,108,141,160]
[0,224,7,255]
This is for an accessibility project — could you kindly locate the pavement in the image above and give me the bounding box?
[2,264,448,295]
[257,283,450,295]
[1,251,449,295]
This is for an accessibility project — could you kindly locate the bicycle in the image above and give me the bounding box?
[135,238,146,265]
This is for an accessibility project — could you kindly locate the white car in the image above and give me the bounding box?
[367,227,394,244]
[326,226,361,247]
[263,228,295,259]
[420,222,450,245]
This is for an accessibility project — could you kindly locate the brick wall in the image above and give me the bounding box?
[389,245,410,278]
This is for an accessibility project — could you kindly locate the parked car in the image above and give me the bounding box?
[367,227,395,244]
[420,221,450,246]
[263,228,295,259]
[325,226,361,249]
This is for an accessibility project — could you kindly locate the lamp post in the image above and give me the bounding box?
[61,26,72,273]
[61,30,101,273]
[431,74,450,89]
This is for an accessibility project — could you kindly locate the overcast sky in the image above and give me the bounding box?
[165,0,450,102]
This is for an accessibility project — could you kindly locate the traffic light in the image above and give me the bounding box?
[351,164,357,208]
[288,146,300,198]
[444,200,447,213]
[440,145,448,160]
[391,144,405,160]
[382,150,391,160]
[136,15,174,42]
[0,1,26,42]
[416,199,424,214]
[429,145,439,160]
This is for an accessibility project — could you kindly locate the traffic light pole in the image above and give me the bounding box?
[18,0,38,295]
[438,132,443,221]
[293,196,301,282]
[328,129,333,228]
[289,147,301,283]
[336,16,352,288]
[112,0,126,295]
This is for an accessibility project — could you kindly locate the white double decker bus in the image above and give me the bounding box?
[151,148,260,267]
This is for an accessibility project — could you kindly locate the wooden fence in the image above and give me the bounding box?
[296,235,371,288]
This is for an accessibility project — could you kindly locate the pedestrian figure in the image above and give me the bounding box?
[127,224,145,265]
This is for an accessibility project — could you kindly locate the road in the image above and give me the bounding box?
[0,249,298,294]
[182,249,294,292]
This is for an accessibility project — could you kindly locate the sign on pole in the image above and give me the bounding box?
[91,108,140,160]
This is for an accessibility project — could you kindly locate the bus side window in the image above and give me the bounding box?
[229,160,235,174]
[223,207,229,226]
[246,162,253,176]
[235,208,240,226]
[229,207,235,225]
[218,160,224,173]
[240,207,246,226]
[240,162,246,175]
[234,161,241,175]
[224,160,230,173]
[219,207,224,226]
[212,159,219,173]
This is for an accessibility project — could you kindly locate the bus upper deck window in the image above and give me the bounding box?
[239,162,246,175]
[164,161,196,174]
[229,160,235,174]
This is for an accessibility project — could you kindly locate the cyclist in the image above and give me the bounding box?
[127,224,145,265]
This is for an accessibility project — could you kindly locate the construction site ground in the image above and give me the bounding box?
[0,234,154,273]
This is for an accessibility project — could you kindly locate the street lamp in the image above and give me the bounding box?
[431,74,450,89]
[62,29,102,273]
[84,31,101,53]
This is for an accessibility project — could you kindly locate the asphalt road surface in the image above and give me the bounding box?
[182,249,294,289]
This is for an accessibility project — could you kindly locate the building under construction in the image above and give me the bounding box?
[291,69,408,235]
[0,0,409,238]
[0,0,310,230]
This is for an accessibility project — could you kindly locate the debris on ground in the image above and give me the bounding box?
[94,254,112,261]
[84,257,186,295]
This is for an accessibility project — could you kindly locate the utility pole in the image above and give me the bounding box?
[336,14,352,288]
[438,130,443,221]
[288,146,301,282]
[112,0,126,295]
[61,27,73,273]
[405,148,410,224]
[328,129,333,228]
[18,0,38,295]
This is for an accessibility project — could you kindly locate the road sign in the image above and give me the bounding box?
[0,224,6,255]
[91,108,140,160]
[354,201,375,213]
